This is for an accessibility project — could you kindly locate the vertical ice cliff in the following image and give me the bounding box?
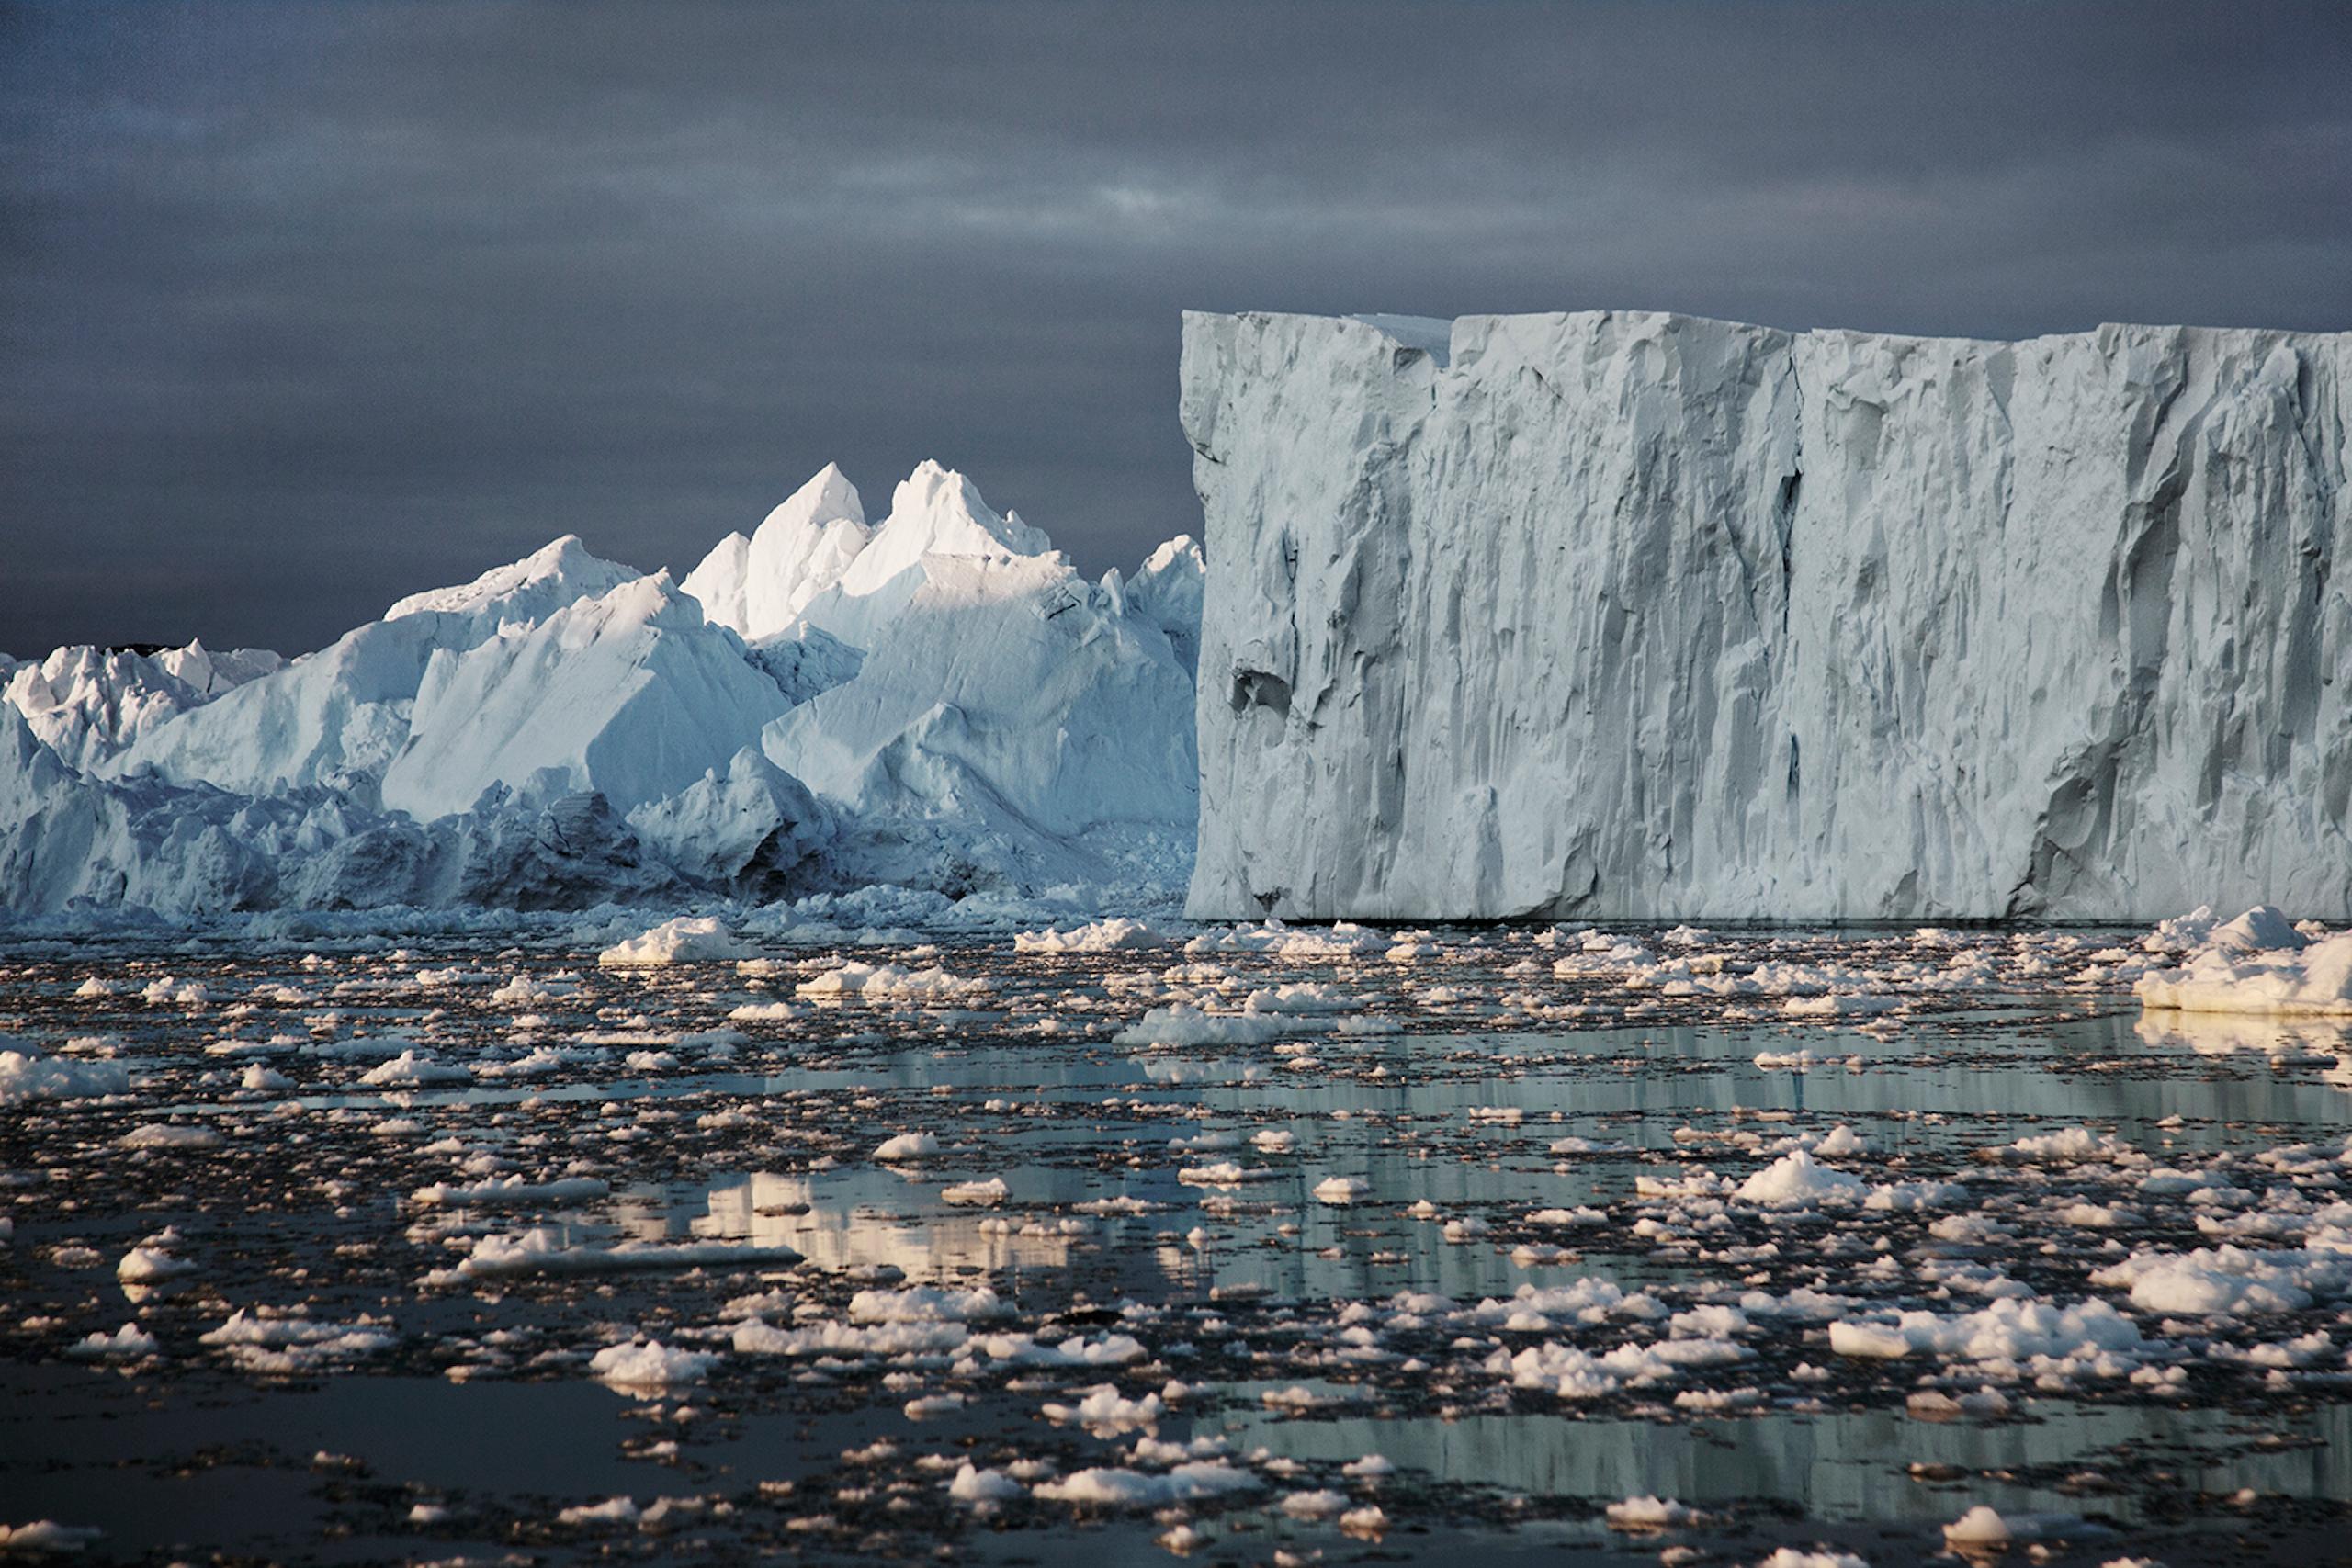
[1182,310,2351,920]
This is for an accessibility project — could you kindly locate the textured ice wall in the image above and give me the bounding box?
[1182,310,2352,920]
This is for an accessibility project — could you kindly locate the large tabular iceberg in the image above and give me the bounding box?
[1182,310,2351,921]
[1,463,1200,917]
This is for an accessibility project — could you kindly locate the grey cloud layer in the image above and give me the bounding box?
[5,0,2347,652]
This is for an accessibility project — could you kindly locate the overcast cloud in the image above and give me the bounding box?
[5,0,2348,652]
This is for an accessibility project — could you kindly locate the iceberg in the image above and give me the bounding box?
[1182,310,2351,920]
[2,463,1200,918]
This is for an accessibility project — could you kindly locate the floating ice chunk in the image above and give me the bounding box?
[2137,929,2352,1017]
[66,1323,159,1359]
[118,1123,223,1151]
[873,1132,942,1161]
[408,1176,610,1207]
[1754,1550,1871,1568]
[0,1046,129,1104]
[117,1227,197,1282]
[847,1285,1009,1323]
[590,1339,716,1391]
[1033,1461,1261,1506]
[1280,1488,1350,1519]
[1606,1495,1698,1528]
[1042,1383,1164,1430]
[1994,1126,2132,1163]
[1114,1005,1286,1047]
[598,916,754,967]
[940,1177,1010,1206]
[428,1228,802,1283]
[199,1308,393,1372]
[797,964,992,1001]
[0,1521,107,1551]
[358,1052,472,1088]
[1313,1176,1371,1204]
[948,1463,1024,1502]
[556,1496,640,1527]
[2090,1242,2351,1315]
[1013,918,1170,953]
[1828,1297,2148,1365]
[1944,1505,2046,1545]
[1181,1162,1273,1188]
[1736,1151,1866,1205]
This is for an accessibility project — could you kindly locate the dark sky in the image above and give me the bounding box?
[6,1,2348,655]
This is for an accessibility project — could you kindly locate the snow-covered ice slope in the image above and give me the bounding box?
[757,465,1199,890]
[1182,310,2352,920]
[2,641,282,773]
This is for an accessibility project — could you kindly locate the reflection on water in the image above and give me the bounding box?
[6,924,2352,1566]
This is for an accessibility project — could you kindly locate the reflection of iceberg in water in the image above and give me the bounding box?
[668,1171,1082,1277]
[1219,1403,2352,1528]
[2136,1011,2352,1088]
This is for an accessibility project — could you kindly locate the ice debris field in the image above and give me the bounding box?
[5,901,2352,1564]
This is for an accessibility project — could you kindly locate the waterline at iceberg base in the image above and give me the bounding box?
[1182,310,2350,922]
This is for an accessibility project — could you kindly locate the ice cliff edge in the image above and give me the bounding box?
[1182,310,2351,920]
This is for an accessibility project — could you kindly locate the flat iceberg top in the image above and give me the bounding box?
[1193,307,2349,367]
[1347,313,1455,367]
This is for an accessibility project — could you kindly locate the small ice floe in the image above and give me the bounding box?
[873,1132,941,1161]
[1013,918,1170,953]
[797,963,991,1001]
[425,1227,802,1284]
[200,1308,393,1373]
[2091,1241,2349,1315]
[1605,1495,1698,1529]
[1313,1176,1371,1204]
[1033,1461,1261,1506]
[1984,1125,2132,1164]
[947,1463,1024,1502]
[1184,919,1391,958]
[1942,1505,2091,1548]
[0,1521,106,1551]
[940,1177,1010,1206]
[358,1051,473,1088]
[1753,1550,1870,1568]
[1827,1297,2147,1371]
[590,1339,716,1392]
[1179,1162,1273,1188]
[0,1044,129,1104]
[556,1495,640,1526]
[1114,1005,1286,1047]
[2136,906,2351,1016]
[1754,1049,1864,1071]
[238,1063,292,1092]
[1042,1383,1163,1430]
[847,1285,1009,1323]
[597,916,753,967]
[117,1228,197,1282]
[1736,1151,1866,1205]
[1280,1488,1350,1519]
[115,1120,224,1154]
[408,1175,610,1207]
[66,1322,160,1359]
